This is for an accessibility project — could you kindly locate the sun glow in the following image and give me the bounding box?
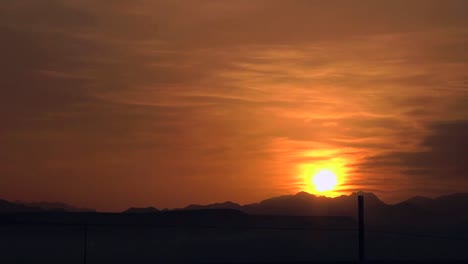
[297,155,348,197]
[312,170,337,191]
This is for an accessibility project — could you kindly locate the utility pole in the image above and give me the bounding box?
[358,194,365,263]
[83,224,88,264]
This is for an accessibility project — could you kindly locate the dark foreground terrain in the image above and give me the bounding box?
[1,210,468,263]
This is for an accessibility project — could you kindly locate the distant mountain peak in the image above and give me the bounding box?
[22,201,95,212]
[185,201,241,211]
[0,199,95,213]
[124,207,159,214]
[217,201,240,206]
[348,191,383,204]
[295,191,313,197]
[295,191,324,199]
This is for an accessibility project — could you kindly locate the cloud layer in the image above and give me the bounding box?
[1,0,467,210]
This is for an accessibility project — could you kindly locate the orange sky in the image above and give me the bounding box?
[1,0,468,211]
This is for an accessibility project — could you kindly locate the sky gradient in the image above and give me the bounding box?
[1,0,468,211]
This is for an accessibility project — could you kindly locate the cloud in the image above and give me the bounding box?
[1,0,468,210]
[352,120,468,198]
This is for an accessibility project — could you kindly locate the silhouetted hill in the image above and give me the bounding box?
[188,192,385,218]
[124,207,159,213]
[185,201,242,211]
[22,201,95,212]
[3,192,468,228]
[399,195,434,207]
[398,193,468,217]
[0,199,94,213]
[0,199,42,213]
[182,192,468,227]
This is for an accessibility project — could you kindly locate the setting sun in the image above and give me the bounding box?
[312,170,337,192]
[296,155,347,197]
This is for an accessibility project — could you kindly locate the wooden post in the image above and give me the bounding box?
[358,194,365,263]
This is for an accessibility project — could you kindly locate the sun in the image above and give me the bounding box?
[297,157,347,197]
[312,170,337,192]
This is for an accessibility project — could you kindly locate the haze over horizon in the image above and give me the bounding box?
[1,0,468,211]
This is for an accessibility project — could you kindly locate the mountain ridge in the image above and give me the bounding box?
[2,192,468,224]
[180,191,468,227]
[0,199,94,213]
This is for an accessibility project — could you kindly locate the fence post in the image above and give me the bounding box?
[358,194,365,263]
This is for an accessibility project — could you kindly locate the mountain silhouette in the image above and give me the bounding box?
[0,199,42,213]
[397,193,468,216]
[0,199,94,213]
[181,191,468,227]
[3,192,468,228]
[21,201,95,212]
[3,192,468,262]
[185,201,242,211]
[184,192,383,217]
[124,207,160,213]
